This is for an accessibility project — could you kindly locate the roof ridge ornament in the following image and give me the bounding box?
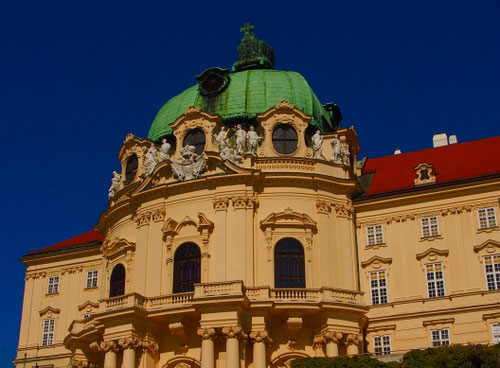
[233,23,275,72]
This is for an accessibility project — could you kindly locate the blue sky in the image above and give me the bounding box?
[1,0,499,365]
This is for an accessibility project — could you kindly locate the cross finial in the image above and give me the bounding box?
[240,22,254,35]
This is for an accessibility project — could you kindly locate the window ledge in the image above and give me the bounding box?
[366,243,386,250]
[45,292,59,297]
[84,286,98,291]
[477,226,499,234]
[419,235,443,242]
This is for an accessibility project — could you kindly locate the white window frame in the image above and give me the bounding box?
[492,323,500,343]
[431,328,450,346]
[373,335,391,355]
[369,270,388,305]
[477,207,497,229]
[42,318,55,346]
[426,263,445,298]
[86,270,99,289]
[47,276,59,294]
[484,255,500,291]
[366,225,384,246]
[421,216,439,238]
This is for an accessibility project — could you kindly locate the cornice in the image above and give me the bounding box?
[474,239,500,253]
[415,247,449,261]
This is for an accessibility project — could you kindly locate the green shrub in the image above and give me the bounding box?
[291,344,500,368]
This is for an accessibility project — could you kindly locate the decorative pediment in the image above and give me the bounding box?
[257,100,312,122]
[473,239,500,254]
[416,247,449,261]
[260,208,317,230]
[101,237,136,259]
[77,301,99,312]
[162,213,214,241]
[361,256,393,268]
[39,306,61,317]
[118,134,152,161]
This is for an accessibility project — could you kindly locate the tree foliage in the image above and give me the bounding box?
[290,344,500,368]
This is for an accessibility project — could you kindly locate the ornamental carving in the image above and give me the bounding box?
[322,331,343,344]
[152,208,166,222]
[118,336,141,349]
[25,271,47,280]
[139,338,160,357]
[197,327,216,340]
[473,239,500,254]
[316,200,331,214]
[249,330,272,344]
[414,162,436,186]
[221,326,244,339]
[134,211,152,228]
[345,334,362,346]
[232,195,259,209]
[213,197,229,211]
[62,266,83,275]
[170,146,207,181]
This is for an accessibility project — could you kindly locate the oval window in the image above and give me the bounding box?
[183,128,206,155]
[124,154,138,185]
[272,124,298,154]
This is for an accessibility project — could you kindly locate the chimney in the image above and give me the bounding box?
[433,133,448,148]
[449,135,458,144]
[394,148,401,155]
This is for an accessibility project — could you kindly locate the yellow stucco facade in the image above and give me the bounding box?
[14,32,500,368]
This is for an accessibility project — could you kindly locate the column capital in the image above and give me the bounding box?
[139,338,159,357]
[322,331,343,343]
[249,330,272,344]
[93,339,119,353]
[312,334,325,350]
[222,326,244,339]
[345,333,362,346]
[197,327,217,340]
[118,336,141,350]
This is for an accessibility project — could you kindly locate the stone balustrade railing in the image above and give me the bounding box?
[193,280,245,298]
[147,292,194,309]
[95,284,362,315]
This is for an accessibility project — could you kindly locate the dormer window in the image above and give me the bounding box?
[414,163,436,186]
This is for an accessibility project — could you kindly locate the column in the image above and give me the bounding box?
[323,331,342,358]
[102,340,119,368]
[198,328,216,368]
[250,330,270,368]
[119,337,139,368]
[346,334,361,356]
[222,326,243,368]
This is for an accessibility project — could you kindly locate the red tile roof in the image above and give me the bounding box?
[25,230,103,256]
[361,136,500,196]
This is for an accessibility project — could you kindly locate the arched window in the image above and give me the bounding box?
[124,154,138,185]
[274,238,305,288]
[173,243,201,293]
[272,124,298,154]
[183,128,206,155]
[109,264,126,297]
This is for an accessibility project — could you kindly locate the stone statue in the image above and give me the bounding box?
[170,145,206,181]
[341,145,351,166]
[330,135,342,163]
[214,126,229,149]
[312,130,323,159]
[108,171,121,199]
[159,139,171,161]
[246,126,262,155]
[235,125,247,154]
[220,145,243,165]
[143,145,158,176]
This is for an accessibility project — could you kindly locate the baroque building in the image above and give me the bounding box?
[15,25,500,368]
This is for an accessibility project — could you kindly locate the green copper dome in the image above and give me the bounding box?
[148,69,337,141]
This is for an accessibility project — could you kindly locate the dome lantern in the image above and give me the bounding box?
[232,23,275,72]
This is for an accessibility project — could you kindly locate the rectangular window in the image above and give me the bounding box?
[426,263,445,298]
[374,335,391,355]
[86,270,99,289]
[421,216,439,237]
[42,319,55,346]
[82,313,94,320]
[47,276,59,294]
[431,328,450,346]
[478,208,497,229]
[484,255,500,290]
[367,225,384,246]
[492,323,500,343]
[370,270,388,305]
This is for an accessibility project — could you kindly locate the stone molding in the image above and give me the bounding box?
[62,266,83,275]
[39,306,60,317]
[422,318,455,327]
[25,271,47,280]
[415,247,449,261]
[101,234,136,259]
[474,239,500,254]
[197,327,216,340]
[134,211,152,228]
